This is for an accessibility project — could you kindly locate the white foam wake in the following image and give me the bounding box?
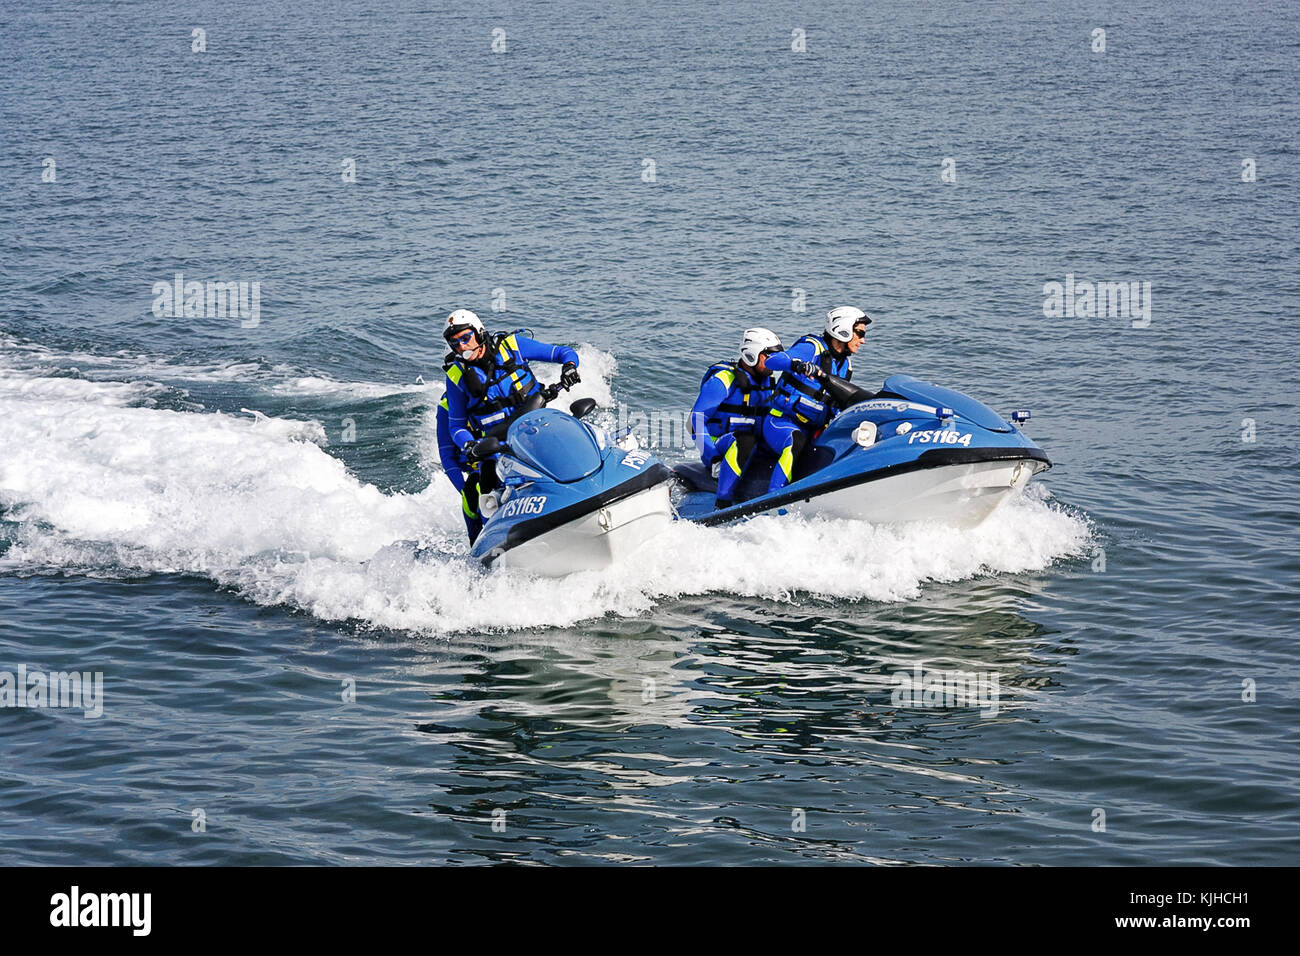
[0,332,429,399]
[1,341,1092,635]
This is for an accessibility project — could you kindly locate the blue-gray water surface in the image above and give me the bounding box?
[1,1,1298,865]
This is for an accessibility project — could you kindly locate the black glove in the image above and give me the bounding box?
[463,440,480,462]
[560,362,581,389]
[792,360,821,378]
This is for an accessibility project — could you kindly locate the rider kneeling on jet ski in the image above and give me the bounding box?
[761,306,871,493]
[689,328,782,509]
[439,308,581,542]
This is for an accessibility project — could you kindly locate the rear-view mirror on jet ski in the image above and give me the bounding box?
[568,397,597,420]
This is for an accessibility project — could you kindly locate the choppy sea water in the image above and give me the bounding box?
[1,1,1297,864]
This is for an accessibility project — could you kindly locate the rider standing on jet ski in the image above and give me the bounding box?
[689,328,782,509]
[438,308,581,542]
[761,306,871,493]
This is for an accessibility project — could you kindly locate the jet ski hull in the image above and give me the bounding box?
[692,449,1048,528]
[486,481,673,576]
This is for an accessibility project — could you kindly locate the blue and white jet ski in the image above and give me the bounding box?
[468,384,675,576]
[673,374,1051,527]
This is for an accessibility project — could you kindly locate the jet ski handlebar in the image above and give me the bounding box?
[541,380,597,420]
[477,379,597,446]
[468,435,506,462]
[821,373,877,409]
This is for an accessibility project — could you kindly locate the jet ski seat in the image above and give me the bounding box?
[672,462,716,493]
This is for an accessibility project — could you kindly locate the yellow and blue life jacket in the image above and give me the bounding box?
[699,361,774,438]
[444,332,543,434]
[770,334,852,428]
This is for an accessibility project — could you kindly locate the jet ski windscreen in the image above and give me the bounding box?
[881,375,1013,432]
[506,409,603,482]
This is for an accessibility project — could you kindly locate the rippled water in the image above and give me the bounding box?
[2,1,1298,864]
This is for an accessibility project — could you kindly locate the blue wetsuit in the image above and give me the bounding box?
[689,361,775,506]
[443,332,579,541]
[435,396,467,493]
[762,334,852,492]
[445,333,579,450]
[434,396,479,539]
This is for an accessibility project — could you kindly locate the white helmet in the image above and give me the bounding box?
[738,327,782,366]
[825,305,871,343]
[443,308,485,343]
